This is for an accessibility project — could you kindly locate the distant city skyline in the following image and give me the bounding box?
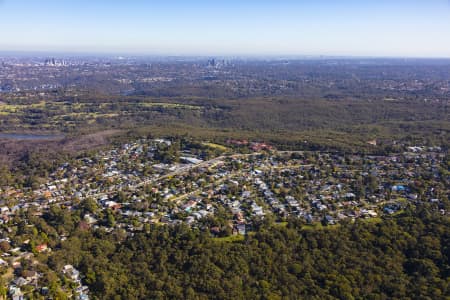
[1,0,450,58]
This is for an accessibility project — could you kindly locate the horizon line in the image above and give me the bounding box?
[1,49,450,60]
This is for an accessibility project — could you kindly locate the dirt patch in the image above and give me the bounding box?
[60,130,123,152]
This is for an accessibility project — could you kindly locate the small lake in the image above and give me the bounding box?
[0,133,65,140]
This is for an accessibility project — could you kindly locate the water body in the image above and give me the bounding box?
[0,133,64,140]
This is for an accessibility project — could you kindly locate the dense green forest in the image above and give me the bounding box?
[39,206,449,299]
[1,94,448,142]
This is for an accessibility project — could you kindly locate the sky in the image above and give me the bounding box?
[0,0,450,57]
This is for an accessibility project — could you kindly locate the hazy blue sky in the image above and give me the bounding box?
[1,0,450,57]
